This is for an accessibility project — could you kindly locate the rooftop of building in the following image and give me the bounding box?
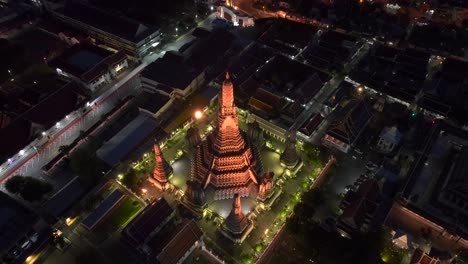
[301,30,358,71]
[97,114,159,167]
[326,99,373,145]
[135,90,171,114]
[409,21,468,57]
[259,19,318,55]
[0,81,88,162]
[157,220,203,264]
[339,179,380,230]
[50,43,127,82]
[122,198,174,247]
[402,120,468,237]
[255,55,330,102]
[141,52,198,90]
[183,28,236,71]
[350,45,431,105]
[44,176,86,218]
[59,0,158,43]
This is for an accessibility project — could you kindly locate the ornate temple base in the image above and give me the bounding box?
[148,177,168,191]
[258,189,282,210]
[180,197,205,218]
[206,182,258,201]
[220,221,254,244]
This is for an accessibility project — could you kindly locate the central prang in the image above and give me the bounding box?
[188,73,264,202]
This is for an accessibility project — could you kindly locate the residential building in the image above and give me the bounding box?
[140,52,204,100]
[50,43,128,91]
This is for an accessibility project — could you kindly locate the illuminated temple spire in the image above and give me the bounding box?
[190,72,263,200]
[149,140,172,190]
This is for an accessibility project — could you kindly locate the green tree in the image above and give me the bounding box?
[5,175,53,202]
[4,175,24,194]
[122,168,141,192]
[59,145,70,153]
[70,137,106,186]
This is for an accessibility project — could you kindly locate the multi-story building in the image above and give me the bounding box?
[140,53,205,100]
[52,1,161,58]
[50,43,128,92]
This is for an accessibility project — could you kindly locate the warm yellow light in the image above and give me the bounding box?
[357,86,364,93]
[141,188,148,194]
[25,254,39,264]
[194,110,203,120]
[65,217,73,226]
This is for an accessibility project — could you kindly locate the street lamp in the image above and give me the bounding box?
[19,149,25,156]
[194,110,203,120]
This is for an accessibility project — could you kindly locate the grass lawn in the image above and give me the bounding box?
[110,197,143,228]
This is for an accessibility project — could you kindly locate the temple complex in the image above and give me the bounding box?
[149,140,172,190]
[189,73,264,200]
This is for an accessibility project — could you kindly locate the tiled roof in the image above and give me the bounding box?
[122,198,174,247]
[157,220,203,264]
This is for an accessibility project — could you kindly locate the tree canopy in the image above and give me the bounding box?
[5,175,53,202]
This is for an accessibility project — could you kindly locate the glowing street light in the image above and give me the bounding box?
[194,110,203,120]
[141,188,148,194]
[42,131,47,136]
[357,86,364,93]
[19,149,25,156]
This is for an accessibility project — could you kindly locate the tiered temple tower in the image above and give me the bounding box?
[190,73,263,200]
[149,140,172,190]
[280,131,300,168]
[221,193,253,243]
